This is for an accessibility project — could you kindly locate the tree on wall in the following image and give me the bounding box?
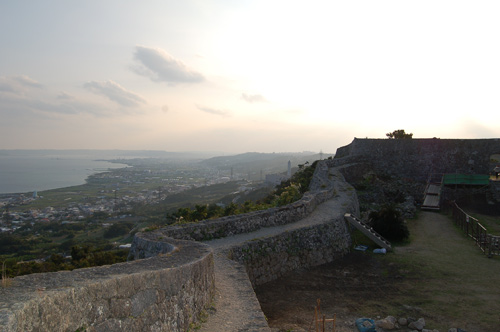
[386,129,413,139]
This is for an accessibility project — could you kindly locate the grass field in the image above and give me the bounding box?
[257,210,500,332]
[379,211,500,331]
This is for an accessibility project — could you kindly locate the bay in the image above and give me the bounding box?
[0,151,129,194]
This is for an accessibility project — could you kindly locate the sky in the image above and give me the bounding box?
[1,1,499,154]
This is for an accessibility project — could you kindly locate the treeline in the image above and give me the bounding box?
[167,160,318,223]
[1,245,129,279]
[0,221,134,257]
[0,219,136,279]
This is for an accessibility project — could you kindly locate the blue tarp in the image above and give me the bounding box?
[355,318,376,332]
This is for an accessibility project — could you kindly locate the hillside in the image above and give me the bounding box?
[200,151,332,180]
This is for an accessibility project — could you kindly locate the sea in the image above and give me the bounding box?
[0,150,130,194]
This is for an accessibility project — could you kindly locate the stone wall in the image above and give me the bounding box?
[228,217,352,286]
[157,161,337,242]
[155,192,332,242]
[225,164,357,286]
[128,228,177,260]
[153,161,356,288]
[0,238,214,332]
[332,138,500,181]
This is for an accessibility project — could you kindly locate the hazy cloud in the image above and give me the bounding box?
[132,46,205,84]
[0,75,42,93]
[0,77,141,120]
[12,75,43,88]
[196,105,230,117]
[0,90,124,119]
[241,93,267,103]
[161,105,169,113]
[57,91,75,100]
[84,80,146,107]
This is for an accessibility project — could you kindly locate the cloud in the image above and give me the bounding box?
[0,90,117,119]
[1,94,153,125]
[161,105,169,113]
[84,80,146,107]
[0,75,42,93]
[241,93,267,103]
[0,77,144,123]
[57,91,75,100]
[196,105,230,117]
[12,75,43,88]
[132,46,205,84]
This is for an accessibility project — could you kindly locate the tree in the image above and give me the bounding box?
[49,253,65,265]
[103,222,133,239]
[386,129,413,139]
[207,204,224,219]
[369,204,409,242]
[170,207,193,223]
[0,234,23,254]
[223,202,239,216]
[71,245,91,262]
[191,204,208,221]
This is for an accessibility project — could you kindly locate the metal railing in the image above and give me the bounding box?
[450,201,500,257]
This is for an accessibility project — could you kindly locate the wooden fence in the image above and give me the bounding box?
[450,202,500,257]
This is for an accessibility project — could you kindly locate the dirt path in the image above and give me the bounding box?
[256,211,500,332]
[198,253,270,332]
[199,171,356,331]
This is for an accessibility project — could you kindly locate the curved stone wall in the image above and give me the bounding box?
[229,218,352,286]
[226,165,357,286]
[156,161,337,242]
[0,238,214,332]
[155,161,357,287]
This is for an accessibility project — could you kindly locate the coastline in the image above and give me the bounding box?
[0,158,128,195]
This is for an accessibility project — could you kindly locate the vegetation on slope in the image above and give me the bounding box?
[166,160,318,224]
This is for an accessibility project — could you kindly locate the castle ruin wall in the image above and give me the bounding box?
[0,238,214,332]
[333,138,500,181]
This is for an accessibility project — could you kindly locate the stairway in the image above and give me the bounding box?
[421,174,443,210]
[344,213,392,251]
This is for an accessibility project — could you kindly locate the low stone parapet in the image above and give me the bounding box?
[0,238,214,332]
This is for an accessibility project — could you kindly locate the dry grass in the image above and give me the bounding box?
[380,211,500,332]
[467,212,500,235]
[1,261,12,288]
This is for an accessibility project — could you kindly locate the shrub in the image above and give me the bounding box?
[369,204,409,242]
[386,129,413,139]
[103,222,133,239]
